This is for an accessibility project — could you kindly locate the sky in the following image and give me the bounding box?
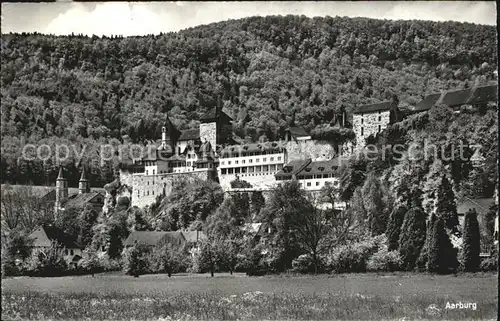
[1,1,497,37]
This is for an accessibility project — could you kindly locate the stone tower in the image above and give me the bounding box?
[78,166,90,194]
[199,96,232,153]
[55,166,68,213]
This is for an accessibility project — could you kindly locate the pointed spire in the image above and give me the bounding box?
[57,166,65,180]
[80,166,88,181]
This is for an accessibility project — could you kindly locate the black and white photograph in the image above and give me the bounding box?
[0,1,498,320]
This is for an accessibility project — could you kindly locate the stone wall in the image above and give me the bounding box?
[352,110,391,147]
[129,170,212,208]
[200,122,217,151]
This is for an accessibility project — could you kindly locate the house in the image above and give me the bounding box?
[284,126,311,142]
[123,230,207,256]
[456,198,495,231]
[30,225,83,263]
[123,231,186,249]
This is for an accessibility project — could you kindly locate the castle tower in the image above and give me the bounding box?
[55,166,68,212]
[78,166,90,194]
[199,96,232,153]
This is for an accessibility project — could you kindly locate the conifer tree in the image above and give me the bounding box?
[427,217,458,274]
[385,204,407,251]
[362,174,389,236]
[462,208,481,272]
[398,190,427,271]
[416,213,437,271]
[435,175,459,233]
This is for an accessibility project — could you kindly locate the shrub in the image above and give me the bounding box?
[366,244,401,272]
[479,253,498,272]
[461,209,481,272]
[149,244,189,277]
[23,242,68,277]
[291,254,316,273]
[324,235,385,273]
[415,213,437,272]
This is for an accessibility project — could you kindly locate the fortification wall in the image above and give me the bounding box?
[129,170,212,208]
[285,140,336,162]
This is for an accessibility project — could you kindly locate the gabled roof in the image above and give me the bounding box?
[57,167,65,180]
[0,184,104,200]
[181,231,207,243]
[466,85,497,105]
[239,223,263,234]
[123,231,186,247]
[63,191,104,209]
[275,159,311,178]
[414,93,442,112]
[168,154,186,161]
[441,88,472,107]
[200,108,233,122]
[286,127,310,138]
[30,225,80,249]
[353,101,393,114]
[178,129,200,141]
[457,198,495,216]
[298,157,348,176]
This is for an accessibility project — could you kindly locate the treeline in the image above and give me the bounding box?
[1,15,497,185]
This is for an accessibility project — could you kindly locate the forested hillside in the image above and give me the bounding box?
[1,15,497,186]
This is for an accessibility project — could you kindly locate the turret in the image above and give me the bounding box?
[78,167,90,194]
[55,166,68,212]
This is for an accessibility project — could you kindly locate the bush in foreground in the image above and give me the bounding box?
[366,244,401,272]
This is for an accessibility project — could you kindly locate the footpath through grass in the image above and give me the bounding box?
[2,272,497,320]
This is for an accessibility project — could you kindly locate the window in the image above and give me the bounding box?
[361,127,364,136]
[248,167,255,173]
[235,160,239,164]
[65,249,69,255]
[178,147,181,154]
[228,168,234,174]
[101,246,106,252]
[235,168,240,174]
[242,160,245,164]
[152,191,155,195]
[70,249,74,255]
[378,125,381,132]
[307,182,311,187]
[241,167,247,173]
[152,170,155,175]
[263,158,267,162]
[278,156,281,161]
[146,170,148,175]
[249,159,253,163]
[361,118,364,124]
[378,116,381,121]
[221,161,224,165]
[263,165,269,172]
[228,161,231,165]
[256,158,260,163]
[270,157,274,161]
[277,164,283,170]
[270,164,276,171]
[147,191,149,196]
[221,168,227,174]
[316,182,320,186]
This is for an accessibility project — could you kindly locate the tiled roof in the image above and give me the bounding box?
[168,154,186,161]
[63,191,104,209]
[178,129,200,141]
[413,93,442,112]
[31,225,80,249]
[221,141,284,155]
[181,231,207,243]
[123,231,186,247]
[441,88,472,107]
[200,108,233,122]
[298,157,347,176]
[275,159,311,178]
[0,185,104,199]
[466,85,497,105]
[353,101,393,114]
[412,84,497,112]
[287,127,310,138]
[457,198,495,216]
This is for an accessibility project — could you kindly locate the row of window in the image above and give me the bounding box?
[144,163,213,175]
[220,164,284,175]
[64,249,75,255]
[221,156,282,166]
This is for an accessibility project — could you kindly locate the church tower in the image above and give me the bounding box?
[78,166,90,194]
[55,166,68,213]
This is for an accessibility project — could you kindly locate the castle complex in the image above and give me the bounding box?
[119,84,497,209]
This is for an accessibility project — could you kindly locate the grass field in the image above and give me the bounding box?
[2,272,497,320]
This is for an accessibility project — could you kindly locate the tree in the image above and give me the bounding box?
[79,247,100,277]
[77,205,99,248]
[151,243,188,277]
[362,174,389,236]
[435,175,460,234]
[416,213,437,271]
[427,217,458,274]
[385,204,407,251]
[196,238,222,277]
[219,237,241,275]
[461,208,481,272]
[124,244,150,277]
[398,192,427,271]
[250,191,265,220]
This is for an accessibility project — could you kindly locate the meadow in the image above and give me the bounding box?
[2,272,497,320]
